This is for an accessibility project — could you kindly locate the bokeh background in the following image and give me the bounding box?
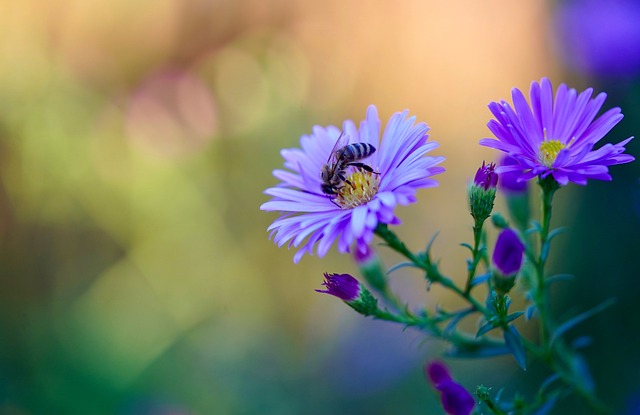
[0,1,639,414]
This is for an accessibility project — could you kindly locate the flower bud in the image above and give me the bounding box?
[316,273,378,316]
[425,361,475,415]
[474,161,499,191]
[492,228,525,294]
[469,161,498,224]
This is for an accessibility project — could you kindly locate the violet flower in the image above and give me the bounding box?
[261,105,445,262]
[480,78,634,186]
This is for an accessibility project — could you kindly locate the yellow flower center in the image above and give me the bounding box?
[336,170,380,209]
[539,140,566,167]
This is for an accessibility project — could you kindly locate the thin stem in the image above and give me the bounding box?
[464,221,484,295]
[535,176,559,350]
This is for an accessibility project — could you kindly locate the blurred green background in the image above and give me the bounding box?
[0,1,638,414]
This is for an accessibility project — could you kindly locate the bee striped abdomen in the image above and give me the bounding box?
[338,143,376,162]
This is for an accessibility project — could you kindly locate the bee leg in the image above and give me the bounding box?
[329,197,341,208]
[348,162,379,175]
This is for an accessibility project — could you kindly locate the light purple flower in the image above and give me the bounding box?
[425,361,475,415]
[261,105,445,262]
[492,228,525,277]
[480,78,634,186]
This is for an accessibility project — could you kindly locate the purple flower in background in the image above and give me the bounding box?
[498,155,527,194]
[473,161,498,190]
[426,361,475,415]
[554,0,640,79]
[315,273,361,302]
[492,228,525,277]
[261,105,445,262]
[480,78,634,186]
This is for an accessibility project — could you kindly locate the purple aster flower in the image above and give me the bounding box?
[261,105,445,262]
[425,361,475,415]
[480,78,634,186]
[473,161,498,190]
[492,228,525,277]
[316,273,361,302]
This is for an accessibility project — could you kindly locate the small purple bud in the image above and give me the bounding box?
[425,361,475,415]
[498,155,527,194]
[426,360,452,385]
[474,161,498,191]
[492,228,525,277]
[316,273,360,302]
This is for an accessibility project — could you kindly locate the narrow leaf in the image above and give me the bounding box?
[460,242,473,253]
[503,325,527,369]
[443,307,475,336]
[470,273,491,287]
[386,261,419,275]
[476,320,498,337]
[505,311,524,324]
[425,231,440,255]
[547,227,567,241]
[525,305,537,320]
[550,298,617,346]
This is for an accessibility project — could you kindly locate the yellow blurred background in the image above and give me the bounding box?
[1,1,638,414]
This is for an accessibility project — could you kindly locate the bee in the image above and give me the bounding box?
[321,132,377,197]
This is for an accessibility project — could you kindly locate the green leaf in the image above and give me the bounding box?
[547,226,567,241]
[443,307,475,336]
[386,261,419,275]
[425,231,440,255]
[525,305,537,320]
[503,325,526,369]
[470,273,491,287]
[476,319,499,337]
[505,311,524,324]
[550,298,616,346]
[545,273,574,284]
[460,242,473,253]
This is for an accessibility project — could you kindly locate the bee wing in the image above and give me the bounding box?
[327,131,349,163]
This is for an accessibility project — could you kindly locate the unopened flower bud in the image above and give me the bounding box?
[492,228,525,294]
[316,273,378,316]
[425,361,475,415]
[469,161,498,224]
[474,161,499,191]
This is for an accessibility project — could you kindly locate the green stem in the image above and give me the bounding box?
[464,220,484,294]
[535,176,559,350]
